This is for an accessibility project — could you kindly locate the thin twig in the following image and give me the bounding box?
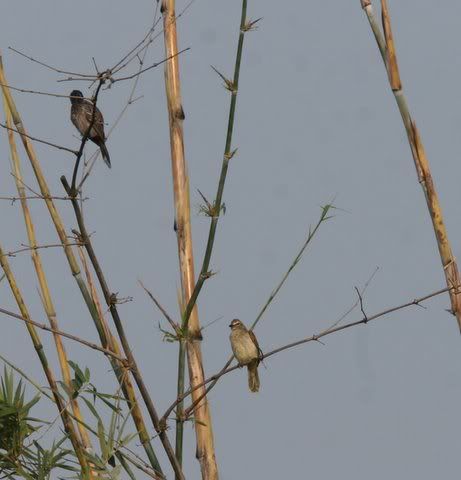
[8,46,96,77]
[0,306,128,362]
[0,242,82,258]
[0,122,78,154]
[139,280,180,334]
[0,83,81,99]
[354,287,368,322]
[111,48,190,83]
[327,267,380,331]
[0,194,87,202]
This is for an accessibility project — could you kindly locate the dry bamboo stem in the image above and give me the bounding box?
[361,0,461,331]
[3,95,95,463]
[0,55,164,474]
[0,245,90,477]
[161,1,218,478]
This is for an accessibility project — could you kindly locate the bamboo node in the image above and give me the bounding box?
[211,65,236,92]
[443,259,454,271]
[200,270,216,281]
[225,148,238,161]
[109,293,118,305]
[242,17,262,32]
[158,417,168,433]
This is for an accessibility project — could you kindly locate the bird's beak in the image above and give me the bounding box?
[229,323,233,328]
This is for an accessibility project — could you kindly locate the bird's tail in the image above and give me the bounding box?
[247,360,260,393]
[99,141,111,168]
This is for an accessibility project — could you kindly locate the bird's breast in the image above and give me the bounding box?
[230,330,258,365]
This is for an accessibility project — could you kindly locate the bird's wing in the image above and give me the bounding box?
[248,330,263,362]
[82,101,105,140]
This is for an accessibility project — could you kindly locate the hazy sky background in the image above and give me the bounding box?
[1,1,461,479]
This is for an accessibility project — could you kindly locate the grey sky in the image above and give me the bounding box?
[1,1,461,479]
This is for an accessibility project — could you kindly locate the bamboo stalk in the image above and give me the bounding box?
[161,1,218,478]
[360,1,461,330]
[180,0,249,332]
[3,95,95,466]
[0,56,164,475]
[0,245,90,478]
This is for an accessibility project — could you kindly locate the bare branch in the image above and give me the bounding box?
[9,46,96,77]
[354,286,368,323]
[161,286,453,422]
[0,83,78,99]
[0,122,78,154]
[0,306,128,363]
[0,242,83,258]
[111,48,190,83]
[0,194,86,202]
[139,280,180,334]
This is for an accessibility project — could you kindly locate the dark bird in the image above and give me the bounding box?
[70,90,111,168]
[229,319,262,392]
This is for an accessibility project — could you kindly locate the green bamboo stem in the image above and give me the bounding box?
[182,0,248,331]
[0,59,164,475]
[175,339,186,467]
[171,5,250,463]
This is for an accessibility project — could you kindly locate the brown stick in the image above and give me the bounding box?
[61,177,185,480]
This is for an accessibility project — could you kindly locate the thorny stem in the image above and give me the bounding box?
[162,285,453,421]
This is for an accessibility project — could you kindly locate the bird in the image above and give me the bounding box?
[229,319,262,392]
[69,90,111,168]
